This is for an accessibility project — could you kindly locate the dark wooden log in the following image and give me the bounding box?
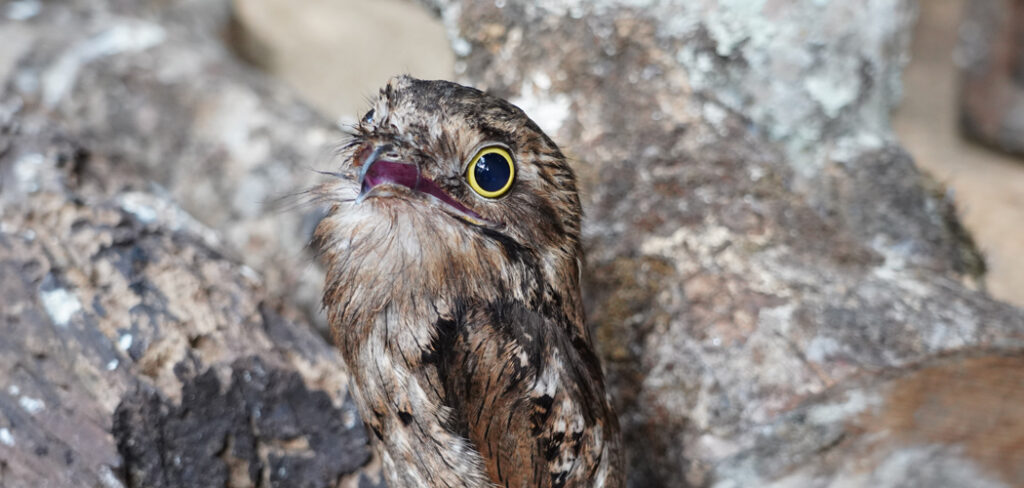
[0,190,375,487]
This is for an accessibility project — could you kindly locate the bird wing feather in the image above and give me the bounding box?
[432,300,620,488]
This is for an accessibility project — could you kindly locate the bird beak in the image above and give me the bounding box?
[356,144,492,227]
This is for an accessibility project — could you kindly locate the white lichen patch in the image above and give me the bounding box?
[0,427,14,447]
[870,236,933,298]
[865,445,1009,488]
[19,395,45,414]
[639,222,730,258]
[98,464,127,488]
[117,333,133,351]
[805,335,840,363]
[923,301,979,351]
[4,0,40,21]
[117,194,157,223]
[828,130,886,165]
[510,72,572,136]
[701,0,772,57]
[804,61,861,118]
[806,389,879,425]
[702,102,729,134]
[13,152,45,193]
[39,287,81,327]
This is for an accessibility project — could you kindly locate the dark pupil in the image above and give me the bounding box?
[474,153,511,193]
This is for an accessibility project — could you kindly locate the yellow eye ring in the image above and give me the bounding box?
[466,146,515,198]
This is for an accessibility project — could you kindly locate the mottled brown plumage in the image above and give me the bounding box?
[313,76,623,487]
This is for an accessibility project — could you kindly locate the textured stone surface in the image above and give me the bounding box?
[0,190,373,487]
[4,0,1024,487]
[423,1,1024,486]
[115,357,368,488]
[0,1,377,486]
[0,0,339,333]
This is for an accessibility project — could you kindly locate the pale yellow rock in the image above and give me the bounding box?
[232,0,455,121]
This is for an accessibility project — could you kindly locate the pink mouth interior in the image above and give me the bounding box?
[361,160,484,221]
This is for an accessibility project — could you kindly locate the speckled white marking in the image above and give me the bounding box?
[533,358,560,398]
[40,287,81,327]
[106,359,120,371]
[8,385,20,396]
[592,442,610,488]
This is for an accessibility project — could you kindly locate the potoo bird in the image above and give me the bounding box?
[313,76,624,488]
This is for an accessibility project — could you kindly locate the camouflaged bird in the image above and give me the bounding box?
[313,76,624,488]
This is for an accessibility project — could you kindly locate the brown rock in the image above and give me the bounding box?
[0,0,344,334]
[0,190,372,487]
[424,0,1024,486]
[959,0,1024,156]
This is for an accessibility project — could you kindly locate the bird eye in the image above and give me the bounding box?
[466,146,515,198]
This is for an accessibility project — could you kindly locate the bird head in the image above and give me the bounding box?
[313,76,584,335]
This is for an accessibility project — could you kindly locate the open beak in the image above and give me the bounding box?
[357,145,490,226]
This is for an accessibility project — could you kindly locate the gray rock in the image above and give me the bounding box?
[424,1,1024,486]
[0,1,376,486]
[0,0,338,333]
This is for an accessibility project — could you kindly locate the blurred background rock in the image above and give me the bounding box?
[233,0,1024,309]
[230,0,454,121]
[895,0,1024,308]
